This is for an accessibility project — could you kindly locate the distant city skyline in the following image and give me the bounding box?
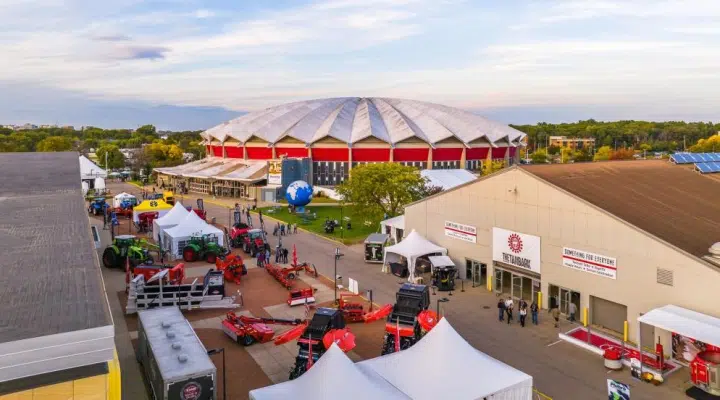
[2,0,720,130]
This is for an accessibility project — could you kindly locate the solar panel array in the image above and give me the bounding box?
[671,152,720,164]
[695,163,720,174]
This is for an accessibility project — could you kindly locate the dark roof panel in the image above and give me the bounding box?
[522,160,720,259]
[0,152,112,344]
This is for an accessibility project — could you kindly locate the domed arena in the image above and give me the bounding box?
[201,97,526,185]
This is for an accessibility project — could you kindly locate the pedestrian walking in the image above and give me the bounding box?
[283,248,289,263]
[497,298,505,322]
[265,248,270,264]
[519,304,527,327]
[257,251,264,268]
[275,245,281,263]
[530,301,539,325]
[293,223,298,234]
[551,306,560,328]
[505,297,514,324]
[568,302,577,323]
[273,226,278,236]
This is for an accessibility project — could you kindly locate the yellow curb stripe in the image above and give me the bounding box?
[533,388,552,400]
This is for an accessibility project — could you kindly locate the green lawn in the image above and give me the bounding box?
[260,205,379,244]
[276,196,339,204]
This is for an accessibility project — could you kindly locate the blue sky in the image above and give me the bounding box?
[2,0,720,130]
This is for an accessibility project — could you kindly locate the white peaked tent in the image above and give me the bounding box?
[112,192,137,208]
[79,155,107,180]
[163,210,224,257]
[358,318,534,400]
[152,202,189,242]
[249,344,410,400]
[383,230,447,281]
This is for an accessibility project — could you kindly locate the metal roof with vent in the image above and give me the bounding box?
[138,307,215,382]
[202,97,526,146]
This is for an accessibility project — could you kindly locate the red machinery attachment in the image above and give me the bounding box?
[363,304,393,323]
[417,310,440,331]
[128,263,185,286]
[691,351,720,396]
[215,254,247,284]
[273,322,310,345]
[337,293,373,323]
[222,312,304,347]
[265,262,319,289]
[136,212,159,233]
[288,288,316,307]
[322,329,357,353]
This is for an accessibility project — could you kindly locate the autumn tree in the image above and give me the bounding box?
[36,136,72,152]
[482,159,506,175]
[336,163,427,219]
[530,149,548,164]
[96,144,126,169]
[610,148,636,160]
[593,146,613,161]
[690,135,720,153]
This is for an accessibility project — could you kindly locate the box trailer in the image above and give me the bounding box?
[137,307,216,400]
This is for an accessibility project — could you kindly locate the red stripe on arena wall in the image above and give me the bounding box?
[276,147,309,158]
[245,147,273,160]
[224,146,244,158]
[393,148,429,162]
[491,147,508,159]
[352,148,391,162]
[466,147,489,160]
[211,145,224,157]
[312,147,349,162]
[432,148,463,162]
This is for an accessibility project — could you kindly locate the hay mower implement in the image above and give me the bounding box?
[221,312,304,347]
[272,307,356,380]
[265,262,318,289]
[337,293,374,323]
[136,212,158,233]
[215,254,247,284]
[182,234,229,263]
[362,283,439,355]
[127,263,185,288]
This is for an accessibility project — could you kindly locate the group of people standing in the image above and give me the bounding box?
[273,222,297,236]
[497,297,539,327]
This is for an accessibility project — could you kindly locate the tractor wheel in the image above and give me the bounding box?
[102,248,117,268]
[206,253,217,264]
[242,335,255,346]
[183,247,196,262]
[286,272,296,280]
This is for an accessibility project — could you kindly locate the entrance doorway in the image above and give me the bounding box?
[465,259,487,287]
[549,284,581,316]
[494,265,539,302]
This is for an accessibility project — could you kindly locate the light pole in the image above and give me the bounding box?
[207,348,226,400]
[334,248,342,304]
[437,297,449,317]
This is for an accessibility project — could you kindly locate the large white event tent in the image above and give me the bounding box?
[163,210,224,258]
[383,229,447,282]
[152,202,189,242]
[250,319,533,400]
[358,318,533,400]
[249,344,410,400]
[79,155,107,180]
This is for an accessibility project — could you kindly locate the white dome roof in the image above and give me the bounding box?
[202,97,525,146]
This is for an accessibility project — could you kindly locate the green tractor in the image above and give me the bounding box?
[182,234,227,263]
[102,235,156,269]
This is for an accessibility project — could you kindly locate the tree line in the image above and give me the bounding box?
[511,120,719,153]
[0,124,205,170]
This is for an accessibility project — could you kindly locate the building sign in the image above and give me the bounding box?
[268,161,282,185]
[181,382,202,400]
[562,247,617,279]
[444,221,477,243]
[492,228,541,274]
[607,379,630,400]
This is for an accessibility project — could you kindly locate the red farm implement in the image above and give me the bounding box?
[136,212,158,233]
[215,254,247,284]
[221,312,304,347]
[337,293,374,323]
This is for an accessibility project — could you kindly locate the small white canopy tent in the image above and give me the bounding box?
[79,155,107,180]
[383,230,447,282]
[249,344,409,400]
[380,215,405,244]
[152,202,189,242]
[638,305,720,375]
[428,255,456,272]
[112,192,137,208]
[163,211,224,258]
[358,318,534,400]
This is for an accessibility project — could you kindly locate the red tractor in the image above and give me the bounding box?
[222,312,304,346]
[215,254,247,284]
[363,283,438,355]
[241,228,267,257]
[228,222,251,248]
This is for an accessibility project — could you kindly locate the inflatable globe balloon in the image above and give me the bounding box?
[285,180,313,207]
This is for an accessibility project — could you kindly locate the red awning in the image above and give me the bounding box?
[276,147,309,158]
[491,147,507,159]
[225,146,244,158]
[246,147,272,160]
[432,148,463,162]
[393,148,429,162]
[312,147,349,162]
[466,147,489,160]
[211,145,224,157]
[352,148,390,162]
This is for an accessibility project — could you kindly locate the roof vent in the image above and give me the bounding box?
[703,242,720,267]
[166,331,176,339]
[171,342,182,350]
[161,321,171,329]
[178,354,188,363]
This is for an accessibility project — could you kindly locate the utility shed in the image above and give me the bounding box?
[137,307,216,400]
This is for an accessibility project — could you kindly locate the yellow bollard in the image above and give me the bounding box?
[623,321,628,342]
[487,278,492,292]
[583,307,589,327]
[537,292,542,309]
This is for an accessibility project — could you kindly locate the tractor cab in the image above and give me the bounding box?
[182,234,226,263]
[241,229,267,256]
[114,235,137,257]
[290,308,346,380]
[88,197,108,216]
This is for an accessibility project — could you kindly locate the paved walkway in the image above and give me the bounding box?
[110,183,692,400]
